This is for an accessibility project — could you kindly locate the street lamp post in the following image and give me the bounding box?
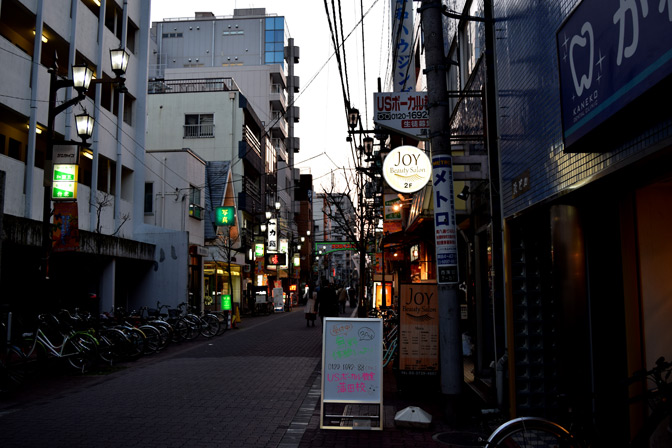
[41,49,129,281]
[346,106,387,316]
[41,60,94,280]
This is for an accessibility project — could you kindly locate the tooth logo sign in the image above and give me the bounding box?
[569,22,594,97]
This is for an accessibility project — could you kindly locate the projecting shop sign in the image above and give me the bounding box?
[556,0,672,150]
[374,92,428,139]
[382,145,432,194]
[432,155,458,284]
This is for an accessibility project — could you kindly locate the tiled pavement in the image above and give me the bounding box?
[0,308,493,447]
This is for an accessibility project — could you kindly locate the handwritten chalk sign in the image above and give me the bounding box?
[321,317,383,430]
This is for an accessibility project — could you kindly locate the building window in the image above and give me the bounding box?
[189,186,203,219]
[144,182,153,214]
[127,18,139,54]
[264,17,285,66]
[123,93,135,126]
[8,137,22,161]
[184,114,214,138]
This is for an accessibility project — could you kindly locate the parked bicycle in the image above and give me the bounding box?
[367,308,399,368]
[16,313,99,374]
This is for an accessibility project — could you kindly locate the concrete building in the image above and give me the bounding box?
[145,77,266,310]
[148,8,303,303]
[0,0,195,318]
[436,0,672,443]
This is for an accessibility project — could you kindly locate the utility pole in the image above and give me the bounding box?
[421,0,462,420]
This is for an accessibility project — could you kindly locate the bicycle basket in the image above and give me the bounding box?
[168,309,180,318]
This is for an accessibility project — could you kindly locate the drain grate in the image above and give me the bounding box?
[432,431,485,447]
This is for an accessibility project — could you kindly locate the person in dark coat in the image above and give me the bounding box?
[315,281,339,326]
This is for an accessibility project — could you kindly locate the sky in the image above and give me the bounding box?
[150,0,392,193]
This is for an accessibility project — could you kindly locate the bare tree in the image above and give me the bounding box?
[320,161,380,312]
[90,192,129,235]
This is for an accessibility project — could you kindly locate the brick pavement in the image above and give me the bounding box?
[0,307,493,447]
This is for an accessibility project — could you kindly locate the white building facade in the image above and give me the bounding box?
[0,1,192,318]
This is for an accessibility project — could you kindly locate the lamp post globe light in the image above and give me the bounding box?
[110,47,130,77]
[74,112,94,144]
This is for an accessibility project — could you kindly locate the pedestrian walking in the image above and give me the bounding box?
[338,285,348,314]
[304,287,317,327]
[315,281,338,327]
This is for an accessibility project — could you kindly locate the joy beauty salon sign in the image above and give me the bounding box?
[382,145,431,194]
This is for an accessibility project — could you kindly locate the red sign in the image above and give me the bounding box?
[52,202,79,252]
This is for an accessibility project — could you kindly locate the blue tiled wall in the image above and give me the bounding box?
[493,0,672,218]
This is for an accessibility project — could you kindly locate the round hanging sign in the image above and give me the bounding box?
[381,145,432,193]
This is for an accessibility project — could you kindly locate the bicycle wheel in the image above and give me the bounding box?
[1,346,27,392]
[215,313,228,335]
[486,417,586,448]
[139,325,162,354]
[65,333,98,372]
[97,328,129,365]
[122,327,146,360]
[180,316,201,341]
[199,314,220,338]
[148,320,172,349]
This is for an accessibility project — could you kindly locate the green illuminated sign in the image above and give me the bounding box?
[254,243,265,257]
[221,294,232,311]
[52,181,77,200]
[215,206,235,226]
[53,164,77,182]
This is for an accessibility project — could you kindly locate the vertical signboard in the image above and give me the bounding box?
[52,164,78,200]
[267,218,278,252]
[399,284,439,375]
[432,155,458,284]
[392,0,415,92]
[321,317,383,430]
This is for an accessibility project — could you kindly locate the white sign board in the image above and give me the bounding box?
[382,145,432,194]
[431,155,459,284]
[321,317,383,430]
[267,218,278,252]
[374,92,428,139]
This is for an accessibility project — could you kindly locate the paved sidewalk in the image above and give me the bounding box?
[0,307,494,447]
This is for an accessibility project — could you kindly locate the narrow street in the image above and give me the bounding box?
[1,308,491,447]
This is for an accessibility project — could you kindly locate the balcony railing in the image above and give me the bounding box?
[243,125,261,155]
[184,124,215,139]
[148,78,240,94]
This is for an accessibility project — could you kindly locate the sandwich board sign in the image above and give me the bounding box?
[320,317,383,430]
